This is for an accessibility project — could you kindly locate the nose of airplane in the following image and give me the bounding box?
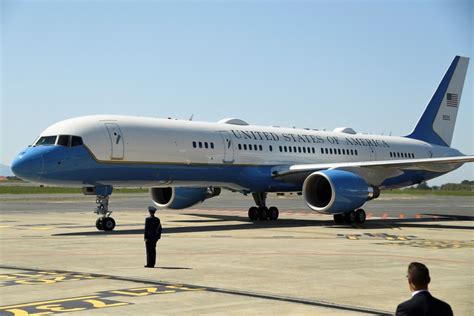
[11,149,44,182]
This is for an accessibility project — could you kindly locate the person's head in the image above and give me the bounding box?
[148,206,157,216]
[406,262,430,292]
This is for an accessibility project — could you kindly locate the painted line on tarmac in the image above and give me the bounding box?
[0,285,205,315]
[0,270,109,287]
[0,265,392,315]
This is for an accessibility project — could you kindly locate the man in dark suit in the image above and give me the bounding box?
[396,262,453,316]
[144,206,162,268]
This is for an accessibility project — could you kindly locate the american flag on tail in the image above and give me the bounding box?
[446,93,458,107]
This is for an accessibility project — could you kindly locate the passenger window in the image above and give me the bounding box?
[289,147,292,153]
[355,149,358,155]
[279,146,282,152]
[298,147,302,153]
[193,141,197,148]
[254,144,258,151]
[244,144,247,150]
[293,146,297,152]
[35,136,57,146]
[71,136,83,147]
[338,149,341,155]
[269,145,273,152]
[199,142,203,148]
[312,148,315,154]
[238,144,242,150]
[329,148,333,154]
[342,149,345,155]
[284,146,287,152]
[321,148,324,154]
[205,142,209,149]
[57,135,70,147]
[325,148,329,154]
[211,142,214,149]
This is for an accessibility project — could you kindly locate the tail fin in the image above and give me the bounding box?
[407,56,469,147]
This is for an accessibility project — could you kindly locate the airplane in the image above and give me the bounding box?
[11,56,474,231]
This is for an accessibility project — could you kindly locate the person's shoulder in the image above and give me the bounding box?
[397,296,415,308]
[430,295,452,313]
[396,297,416,316]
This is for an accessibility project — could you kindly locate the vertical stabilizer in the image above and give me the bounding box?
[407,56,469,147]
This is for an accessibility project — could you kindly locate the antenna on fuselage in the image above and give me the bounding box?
[189,114,194,121]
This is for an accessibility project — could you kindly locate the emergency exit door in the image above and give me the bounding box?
[219,131,234,163]
[105,123,124,160]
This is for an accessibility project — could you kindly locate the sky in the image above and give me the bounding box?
[1,0,473,185]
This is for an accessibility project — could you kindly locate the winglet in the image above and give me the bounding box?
[406,56,469,147]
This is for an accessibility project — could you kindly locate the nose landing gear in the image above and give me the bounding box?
[83,186,116,231]
[94,195,116,231]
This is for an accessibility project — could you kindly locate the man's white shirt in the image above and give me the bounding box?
[411,290,428,297]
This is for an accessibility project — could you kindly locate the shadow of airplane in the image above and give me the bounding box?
[53,213,473,237]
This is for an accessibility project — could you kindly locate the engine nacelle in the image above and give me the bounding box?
[150,187,221,210]
[303,170,378,214]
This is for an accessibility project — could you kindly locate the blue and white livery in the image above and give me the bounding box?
[11,56,474,231]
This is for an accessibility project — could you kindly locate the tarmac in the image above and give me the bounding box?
[0,192,473,315]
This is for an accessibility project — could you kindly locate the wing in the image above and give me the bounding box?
[271,156,474,187]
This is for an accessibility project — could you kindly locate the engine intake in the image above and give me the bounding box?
[150,187,220,210]
[303,170,377,214]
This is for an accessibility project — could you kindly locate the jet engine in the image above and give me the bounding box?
[302,170,379,214]
[150,187,221,209]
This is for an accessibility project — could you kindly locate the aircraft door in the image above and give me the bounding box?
[219,131,234,163]
[369,146,376,161]
[105,123,124,160]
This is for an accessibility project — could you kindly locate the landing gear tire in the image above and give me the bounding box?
[268,207,279,220]
[102,217,116,231]
[95,218,104,230]
[344,211,356,224]
[355,209,366,224]
[248,207,258,221]
[333,214,345,224]
[257,207,269,221]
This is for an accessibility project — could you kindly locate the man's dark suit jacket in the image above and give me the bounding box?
[396,291,453,316]
[144,216,162,241]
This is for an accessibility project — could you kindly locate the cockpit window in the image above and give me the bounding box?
[71,136,83,147]
[57,135,70,147]
[34,135,84,147]
[35,136,57,146]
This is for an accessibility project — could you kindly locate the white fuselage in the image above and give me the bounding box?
[39,115,458,166]
[29,115,462,190]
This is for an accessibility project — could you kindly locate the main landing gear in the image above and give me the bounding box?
[95,195,116,231]
[333,209,366,224]
[248,193,279,221]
